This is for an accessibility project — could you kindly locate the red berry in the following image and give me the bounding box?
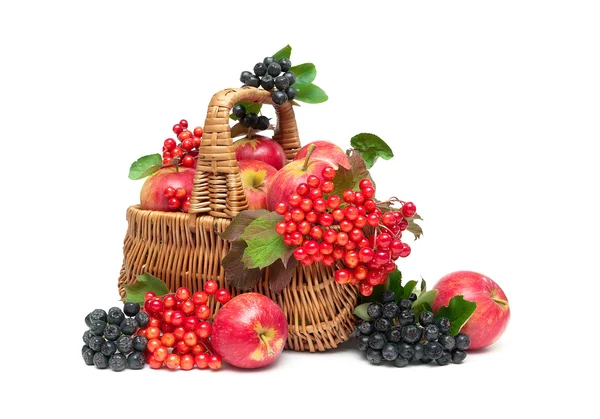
[291,209,304,223]
[176,340,191,354]
[339,219,354,232]
[342,190,355,203]
[344,251,359,268]
[332,246,345,260]
[153,346,169,362]
[309,226,323,240]
[195,353,209,369]
[367,213,380,227]
[344,206,359,221]
[319,241,333,255]
[149,316,162,327]
[354,265,369,280]
[181,300,195,315]
[296,183,310,196]
[332,209,345,222]
[163,294,177,309]
[204,280,218,295]
[162,150,172,158]
[288,194,302,207]
[298,220,311,235]
[183,331,198,347]
[182,317,198,332]
[323,229,338,244]
[335,269,352,284]
[275,222,287,235]
[173,327,186,341]
[191,344,206,355]
[336,232,349,246]
[353,193,364,206]
[359,247,375,263]
[382,212,396,227]
[174,188,187,200]
[359,282,374,296]
[390,239,403,255]
[283,234,292,246]
[357,238,370,248]
[307,175,321,188]
[180,354,195,371]
[355,215,367,228]
[359,179,373,190]
[161,332,176,348]
[147,338,162,353]
[364,200,377,213]
[299,198,312,212]
[362,186,375,199]
[163,157,173,165]
[384,262,397,273]
[208,354,222,370]
[374,249,391,265]
[399,243,411,258]
[182,155,195,168]
[285,221,297,233]
[303,240,319,255]
[166,353,181,369]
[147,298,164,313]
[275,202,288,215]
[172,147,183,158]
[168,197,181,210]
[300,257,313,266]
[163,187,176,198]
[191,292,207,306]
[216,289,231,304]
[182,200,190,213]
[147,354,163,369]
[321,181,334,193]
[349,228,363,243]
[305,211,318,223]
[181,139,194,152]
[193,127,203,137]
[402,202,417,218]
[322,166,336,180]
[309,188,323,200]
[312,252,324,262]
[164,138,177,151]
[170,311,185,327]
[313,198,327,213]
[180,119,189,128]
[294,247,307,260]
[399,219,409,231]
[319,213,333,226]
[322,255,335,266]
[376,233,392,248]
[146,327,161,340]
[175,287,191,301]
[173,124,183,135]
[327,195,341,210]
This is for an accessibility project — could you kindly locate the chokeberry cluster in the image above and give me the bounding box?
[82,303,148,371]
[240,56,297,105]
[138,282,231,371]
[232,105,270,131]
[355,291,471,367]
[273,167,417,297]
[163,186,191,213]
[162,119,203,168]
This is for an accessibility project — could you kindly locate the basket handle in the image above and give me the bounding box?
[189,87,301,218]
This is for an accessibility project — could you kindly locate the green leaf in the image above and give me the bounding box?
[402,280,418,299]
[289,63,316,87]
[328,151,374,197]
[350,133,394,169]
[295,83,328,104]
[128,154,162,180]
[360,284,386,304]
[219,210,273,242]
[411,290,438,317]
[407,218,424,240]
[123,272,169,303]
[354,303,371,321]
[273,45,292,61]
[435,295,477,336]
[420,277,427,293]
[269,258,298,293]
[386,269,403,300]
[230,102,263,120]
[222,241,262,290]
[241,214,294,269]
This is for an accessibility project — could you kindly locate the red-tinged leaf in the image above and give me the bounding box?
[222,241,262,290]
[219,210,272,242]
[407,219,424,240]
[268,257,298,293]
[329,150,375,197]
[240,213,292,269]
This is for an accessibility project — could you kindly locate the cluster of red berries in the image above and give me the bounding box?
[163,186,191,213]
[273,167,417,297]
[162,119,203,168]
[136,281,231,370]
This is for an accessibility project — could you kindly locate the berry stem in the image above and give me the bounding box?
[302,144,317,171]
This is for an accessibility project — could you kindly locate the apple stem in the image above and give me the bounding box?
[259,333,275,357]
[255,182,265,189]
[302,143,317,171]
[492,297,509,309]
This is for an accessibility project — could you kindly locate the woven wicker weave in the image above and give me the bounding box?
[118,87,359,351]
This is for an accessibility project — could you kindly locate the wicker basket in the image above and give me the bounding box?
[118,87,359,352]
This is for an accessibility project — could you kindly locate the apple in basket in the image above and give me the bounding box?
[140,167,196,211]
[211,293,288,369]
[293,140,351,170]
[266,144,333,211]
[238,160,277,210]
[233,135,287,170]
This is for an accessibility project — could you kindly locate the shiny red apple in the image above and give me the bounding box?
[266,145,333,211]
[140,167,195,211]
[233,135,287,170]
[238,160,277,210]
[211,293,288,369]
[432,271,510,350]
[293,140,350,170]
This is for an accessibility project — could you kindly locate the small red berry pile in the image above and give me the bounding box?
[273,167,417,297]
[162,119,203,168]
[163,186,191,213]
[136,281,231,371]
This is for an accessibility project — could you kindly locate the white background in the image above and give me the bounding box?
[1,1,598,417]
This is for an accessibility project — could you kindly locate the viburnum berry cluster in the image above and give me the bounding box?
[136,282,231,371]
[273,167,417,297]
[162,119,203,168]
[163,186,191,213]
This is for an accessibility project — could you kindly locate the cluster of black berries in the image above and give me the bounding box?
[355,290,471,367]
[82,302,149,371]
[240,56,297,105]
[232,104,270,130]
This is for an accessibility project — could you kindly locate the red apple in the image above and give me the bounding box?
[293,140,351,170]
[233,135,287,170]
[238,160,277,210]
[432,271,510,350]
[266,145,333,211]
[140,167,195,211]
[211,293,288,369]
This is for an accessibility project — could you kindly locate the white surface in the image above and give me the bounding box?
[1,1,598,417]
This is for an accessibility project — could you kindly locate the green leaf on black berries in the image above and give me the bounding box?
[350,133,394,169]
[219,210,271,242]
[273,45,292,60]
[123,272,169,303]
[295,83,328,104]
[385,268,403,300]
[360,283,386,304]
[435,295,477,336]
[420,277,427,292]
[230,102,263,121]
[402,280,418,299]
[289,63,316,87]
[222,241,262,290]
[407,218,424,240]
[240,213,294,269]
[411,290,438,317]
[329,151,375,197]
[354,303,372,321]
[128,154,162,180]
[268,257,298,293]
